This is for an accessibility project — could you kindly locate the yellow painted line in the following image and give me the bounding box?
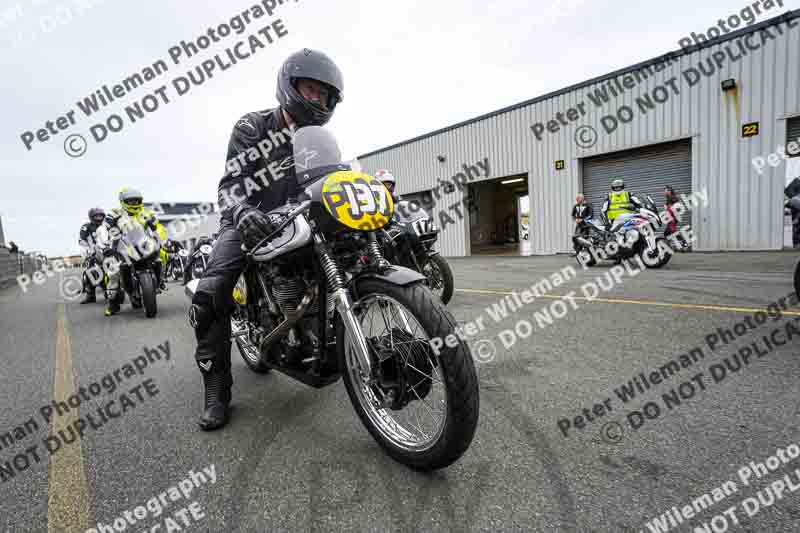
[48,304,91,532]
[455,288,800,316]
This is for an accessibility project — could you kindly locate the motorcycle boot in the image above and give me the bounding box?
[104,291,123,316]
[104,266,124,316]
[191,289,234,431]
[155,260,166,293]
[80,290,96,304]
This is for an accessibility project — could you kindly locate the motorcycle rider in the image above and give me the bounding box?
[163,238,185,280]
[375,169,398,201]
[601,179,642,228]
[183,234,216,285]
[79,208,108,304]
[188,48,343,431]
[103,188,169,316]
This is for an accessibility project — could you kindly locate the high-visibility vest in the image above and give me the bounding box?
[607,191,633,221]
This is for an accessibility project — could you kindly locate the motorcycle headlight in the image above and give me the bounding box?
[200,244,213,254]
[178,249,189,257]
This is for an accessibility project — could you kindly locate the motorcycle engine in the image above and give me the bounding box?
[269,274,327,363]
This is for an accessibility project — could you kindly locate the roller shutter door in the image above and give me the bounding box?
[582,139,692,228]
[788,116,800,155]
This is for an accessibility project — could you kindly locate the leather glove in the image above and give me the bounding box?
[235,206,273,249]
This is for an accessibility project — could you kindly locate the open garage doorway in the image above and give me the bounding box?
[467,173,529,256]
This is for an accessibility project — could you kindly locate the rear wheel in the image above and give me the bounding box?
[422,255,454,305]
[139,272,158,318]
[337,280,479,471]
[231,276,271,374]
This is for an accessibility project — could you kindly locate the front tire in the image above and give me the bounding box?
[640,237,672,269]
[337,280,479,471]
[139,272,158,318]
[423,254,454,305]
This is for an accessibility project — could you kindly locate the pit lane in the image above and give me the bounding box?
[0,251,798,532]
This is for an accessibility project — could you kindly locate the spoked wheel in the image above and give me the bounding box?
[337,280,479,471]
[232,313,271,374]
[231,275,271,374]
[421,255,454,305]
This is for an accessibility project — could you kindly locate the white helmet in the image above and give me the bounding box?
[374,169,396,186]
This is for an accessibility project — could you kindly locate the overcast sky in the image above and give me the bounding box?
[1,0,796,256]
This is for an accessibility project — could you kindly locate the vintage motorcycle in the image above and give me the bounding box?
[183,238,214,284]
[379,200,454,304]
[573,195,672,268]
[186,127,479,470]
[108,218,161,318]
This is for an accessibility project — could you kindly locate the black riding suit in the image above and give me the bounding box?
[190,108,297,381]
[79,221,104,293]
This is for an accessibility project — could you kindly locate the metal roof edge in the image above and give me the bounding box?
[356,9,800,160]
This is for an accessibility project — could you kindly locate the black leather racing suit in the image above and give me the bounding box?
[79,221,105,293]
[190,108,297,381]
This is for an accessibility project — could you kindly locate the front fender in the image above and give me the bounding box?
[348,265,427,300]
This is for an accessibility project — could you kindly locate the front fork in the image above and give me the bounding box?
[314,234,373,378]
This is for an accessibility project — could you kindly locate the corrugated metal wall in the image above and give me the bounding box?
[359,13,800,255]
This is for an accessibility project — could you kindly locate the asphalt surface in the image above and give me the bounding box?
[1,251,799,532]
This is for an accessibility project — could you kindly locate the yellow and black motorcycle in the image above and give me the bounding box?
[186,127,479,471]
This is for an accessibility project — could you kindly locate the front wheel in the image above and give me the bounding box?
[337,280,479,471]
[640,237,672,269]
[139,272,158,318]
[422,254,454,305]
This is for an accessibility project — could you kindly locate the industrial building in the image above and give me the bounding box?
[357,10,800,256]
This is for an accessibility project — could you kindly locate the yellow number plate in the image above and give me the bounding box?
[321,171,394,230]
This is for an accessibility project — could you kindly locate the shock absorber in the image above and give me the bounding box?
[367,233,390,268]
[314,235,344,292]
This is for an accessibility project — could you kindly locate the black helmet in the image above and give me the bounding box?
[276,48,343,127]
[88,207,105,222]
[611,179,625,192]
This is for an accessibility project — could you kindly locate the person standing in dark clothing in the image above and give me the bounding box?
[571,194,593,253]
